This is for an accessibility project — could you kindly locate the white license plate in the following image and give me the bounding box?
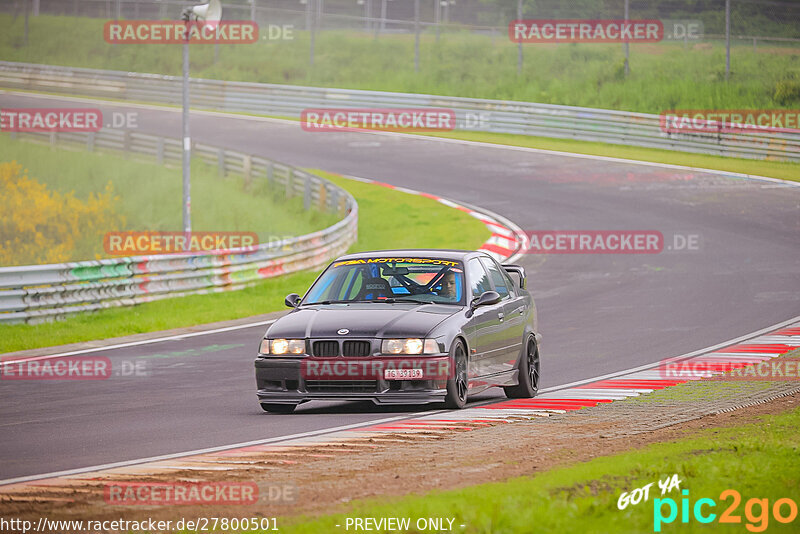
[384,368,424,380]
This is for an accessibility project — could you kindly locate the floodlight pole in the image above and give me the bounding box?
[517,0,522,75]
[434,0,440,42]
[182,17,192,242]
[306,0,315,66]
[725,0,731,80]
[623,0,629,77]
[24,0,29,46]
[414,0,420,72]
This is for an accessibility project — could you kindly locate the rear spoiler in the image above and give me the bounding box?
[502,264,527,290]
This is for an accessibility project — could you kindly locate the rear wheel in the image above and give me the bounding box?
[260,403,297,414]
[504,337,539,399]
[444,340,468,409]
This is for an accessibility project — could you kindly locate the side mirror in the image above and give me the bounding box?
[470,290,501,311]
[285,293,301,308]
[502,264,527,290]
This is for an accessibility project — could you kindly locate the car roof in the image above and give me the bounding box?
[333,249,490,262]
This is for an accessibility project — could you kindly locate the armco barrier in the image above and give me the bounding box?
[1,61,798,161]
[0,128,358,324]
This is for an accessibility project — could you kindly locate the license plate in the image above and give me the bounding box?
[384,368,424,380]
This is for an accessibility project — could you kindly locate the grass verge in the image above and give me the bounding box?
[424,130,800,183]
[253,116,800,183]
[0,134,340,264]
[0,172,490,353]
[278,407,800,533]
[2,15,799,113]
[273,371,800,533]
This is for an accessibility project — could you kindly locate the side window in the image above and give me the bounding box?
[480,257,513,299]
[466,259,492,298]
[500,268,517,297]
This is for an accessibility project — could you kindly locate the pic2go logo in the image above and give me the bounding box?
[654,489,798,532]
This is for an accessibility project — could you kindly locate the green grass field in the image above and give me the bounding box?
[0,171,490,353]
[0,135,340,265]
[276,406,800,533]
[273,380,800,534]
[2,14,799,113]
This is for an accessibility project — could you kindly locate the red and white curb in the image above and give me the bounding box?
[355,320,800,429]
[318,322,800,434]
[343,175,527,262]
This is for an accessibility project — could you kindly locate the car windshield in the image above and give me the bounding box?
[303,257,466,305]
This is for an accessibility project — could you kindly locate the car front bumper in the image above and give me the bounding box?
[255,355,451,405]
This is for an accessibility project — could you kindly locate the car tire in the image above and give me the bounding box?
[444,339,468,409]
[260,403,297,414]
[503,336,540,399]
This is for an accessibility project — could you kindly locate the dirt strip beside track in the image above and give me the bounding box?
[2,379,799,528]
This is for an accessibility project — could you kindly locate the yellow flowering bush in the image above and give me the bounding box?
[0,161,124,266]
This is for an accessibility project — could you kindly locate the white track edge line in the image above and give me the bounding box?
[1,320,276,364]
[535,315,800,394]
[0,411,444,487]
[5,91,796,188]
[6,310,793,488]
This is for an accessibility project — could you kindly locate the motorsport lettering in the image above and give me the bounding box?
[333,258,458,267]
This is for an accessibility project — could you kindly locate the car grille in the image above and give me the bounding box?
[305,380,378,393]
[312,341,339,357]
[343,340,371,357]
[311,340,372,357]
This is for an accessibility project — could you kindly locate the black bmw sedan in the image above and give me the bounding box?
[255,250,541,412]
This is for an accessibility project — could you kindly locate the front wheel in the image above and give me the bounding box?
[260,403,297,414]
[444,340,468,409]
[503,337,540,399]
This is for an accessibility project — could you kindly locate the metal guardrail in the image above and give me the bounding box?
[0,61,797,162]
[0,127,358,325]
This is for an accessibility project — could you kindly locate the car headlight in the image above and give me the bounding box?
[381,338,439,355]
[264,339,305,355]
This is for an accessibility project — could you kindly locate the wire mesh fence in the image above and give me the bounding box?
[5,0,799,39]
[2,2,798,117]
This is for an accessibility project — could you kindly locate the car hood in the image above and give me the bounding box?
[265,303,460,339]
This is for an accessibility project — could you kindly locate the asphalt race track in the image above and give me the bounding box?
[1,92,798,482]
